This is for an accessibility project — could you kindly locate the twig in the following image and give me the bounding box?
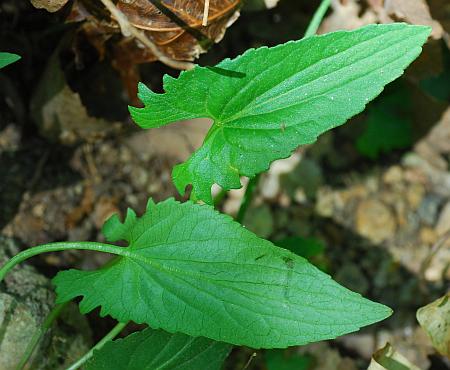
[419,229,450,283]
[236,174,260,224]
[98,0,195,70]
[242,352,257,370]
[202,0,210,26]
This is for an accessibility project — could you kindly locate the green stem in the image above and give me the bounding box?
[17,302,69,370]
[65,322,128,370]
[236,174,260,224]
[303,0,332,38]
[0,242,128,284]
[213,188,228,208]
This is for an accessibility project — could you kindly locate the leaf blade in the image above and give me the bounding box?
[130,23,430,203]
[86,327,232,370]
[0,52,20,69]
[54,198,391,349]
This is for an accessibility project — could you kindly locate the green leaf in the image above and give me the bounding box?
[54,198,392,349]
[417,294,450,358]
[356,83,413,159]
[130,24,431,204]
[0,52,20,69]
[420,44,450,101]
[368,343,420,370]
[275,237,325,260]
[265,350,313,370]
[86,327,232,370]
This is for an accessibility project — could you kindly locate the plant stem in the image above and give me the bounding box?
[17,302,69,370]
[213,188,228,207]
[65,322,128,370]
[236,174,260,224]
[0,242,129,284]
[303,0,332,38]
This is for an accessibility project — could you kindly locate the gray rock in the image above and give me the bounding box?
[417,194,442,226]
[0,236,92,370]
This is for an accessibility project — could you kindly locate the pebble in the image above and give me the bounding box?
[417,194,442,226]
[436,201,450,236]
[356,199,396,243]
[383,165,404,184]
[406,183,425,210]
[420,227,438,245]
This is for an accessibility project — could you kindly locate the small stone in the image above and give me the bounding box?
[294,188,307,204]
[383,165,404,184]
[356,199,396,243]
[316,188,335,217]
[0,236,91,369]
[278,192,291,207]
[418,194,442,226]
[420,227,438,245]
[339,333,375,359]
[0,124,21,151]
[32,203,46,217]
[436,201,450,236]
[131,166,149,189]
[406,184,425,210]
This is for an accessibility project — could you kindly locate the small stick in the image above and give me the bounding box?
[99,0,195,70]
[242,352,257,370]
[419,229,450,282]
[202,0,210,26]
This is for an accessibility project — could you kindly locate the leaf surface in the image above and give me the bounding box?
[0,53,20,69]
[86,327,231,370]
[356,83,413,159]
[417,294,450,358]
[265,349,312,370]
[54,198,391,348]
[368,343,420,370]
[130,24,430,203]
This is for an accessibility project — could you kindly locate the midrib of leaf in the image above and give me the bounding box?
[170,341,220,370]
[129,257,296,300]
[216,45,294,121]
[152,336,196,369]
[132,258,373,329]
[220,28,419,124]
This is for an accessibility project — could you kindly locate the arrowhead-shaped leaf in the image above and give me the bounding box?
[54,198,391,348]
[130,23,430,203]
[86,327,232,370]
[0,52,20,69]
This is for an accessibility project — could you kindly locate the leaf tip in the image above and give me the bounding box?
[363,299,393,327]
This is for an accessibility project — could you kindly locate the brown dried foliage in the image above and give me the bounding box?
[74,0,240,62]
[70,0,240,99]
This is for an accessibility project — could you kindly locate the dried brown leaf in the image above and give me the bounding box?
[319,0,377,33]
[78,0,241,61]
[417,294,450,358]
[368,343,421,370]
[70,0,240,98]
[380,0,443,39]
